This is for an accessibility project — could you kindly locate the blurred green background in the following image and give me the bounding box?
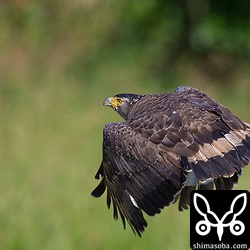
[1,0,250,249]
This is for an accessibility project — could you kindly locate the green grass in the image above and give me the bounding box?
[0,72,250,250]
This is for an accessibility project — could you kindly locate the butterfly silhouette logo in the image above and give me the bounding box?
[193,193,247,241]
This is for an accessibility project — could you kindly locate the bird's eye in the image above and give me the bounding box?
[115,98,123,106]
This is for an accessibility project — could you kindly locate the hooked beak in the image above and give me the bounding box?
[103,96,123,110]
[103,97,118,111]
[103,97,114,107]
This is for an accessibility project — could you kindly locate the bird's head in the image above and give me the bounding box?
[103,93,144,120]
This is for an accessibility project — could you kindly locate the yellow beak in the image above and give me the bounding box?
[103,97,122,108]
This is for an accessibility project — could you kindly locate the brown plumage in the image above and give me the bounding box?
[91,86,250,236]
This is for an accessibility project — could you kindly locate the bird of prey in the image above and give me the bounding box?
[91,86,250,236]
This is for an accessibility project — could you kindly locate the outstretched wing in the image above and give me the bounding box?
[128,87,250,210]
[92,86,250,235]
[91,122,187,236]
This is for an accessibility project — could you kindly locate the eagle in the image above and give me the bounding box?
[91,86,250,236]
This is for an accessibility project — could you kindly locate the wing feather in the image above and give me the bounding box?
[128,87,250,210]
[92,122,186,235]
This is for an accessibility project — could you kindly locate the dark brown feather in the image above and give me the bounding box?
[91,86,250,236]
